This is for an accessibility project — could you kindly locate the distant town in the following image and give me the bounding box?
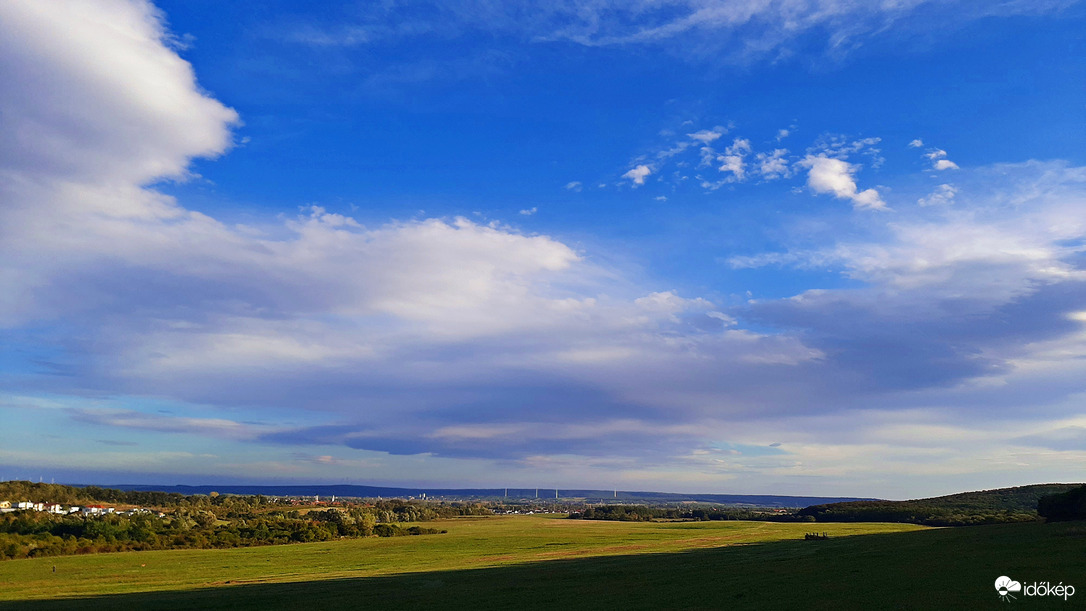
[0,500,165,518]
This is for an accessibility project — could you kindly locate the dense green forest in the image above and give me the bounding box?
[0,481,491,560]
[1037,484,1086,522]
[796,484,1081,526]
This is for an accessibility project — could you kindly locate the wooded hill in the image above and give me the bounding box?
[797,483,1083,526]
[0,481,190,508]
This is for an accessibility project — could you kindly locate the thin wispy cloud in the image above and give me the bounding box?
[260,0,1080,76]
[918,183,957,207]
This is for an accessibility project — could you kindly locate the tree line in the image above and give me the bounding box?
[793,501,1038,526]
[0,481,491,560]
[568,505,764,522]
[0,481,190,508]
[1037,485,1086,522]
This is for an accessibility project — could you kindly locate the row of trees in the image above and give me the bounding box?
[0,505,454,560]
[793,502,1038,526]
[0,481,495,560]
[568,505,763,522]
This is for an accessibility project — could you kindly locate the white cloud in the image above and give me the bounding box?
[799,155,886,210]
[926,148,960,170]
[264,1,1078,76]
[626,129,883,194]
[917,183,957,207]
[655,196,668,202]
[776,129,790,141]
[70,408,266,441]
[687,128,725,144]
[908,139,924,148]
[623,164,653,186]
[707,311,736,326]
[656,141,695,160]
[811,135,882,164]
[519,207,538,215]
[4,0,830,472]
[530,1,1072,66]
[0,0,238,185]
[755,149,791,180]
[698,145,717,168]
[852,167,1086,296]
[564,181,582,191]
[746,160,1086,301]
[717,138,752,181]
[634,291,698,318]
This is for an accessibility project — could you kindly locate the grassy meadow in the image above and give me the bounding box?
[1,515,1082,609]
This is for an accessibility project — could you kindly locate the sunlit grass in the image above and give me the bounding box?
[0,516,921,600]
[2,517,1083,609]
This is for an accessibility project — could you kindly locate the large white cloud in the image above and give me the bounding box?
[0,0,824,473]
[0,0,237,185]
[799,155,885,210]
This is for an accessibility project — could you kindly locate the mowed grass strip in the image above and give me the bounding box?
[0,516,920,601]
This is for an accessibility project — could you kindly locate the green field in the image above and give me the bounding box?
[1,515,1082,609]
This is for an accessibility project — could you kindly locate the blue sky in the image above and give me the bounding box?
[2,0,1085,498]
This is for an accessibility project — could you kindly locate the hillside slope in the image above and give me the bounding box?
[798,483,1083,526]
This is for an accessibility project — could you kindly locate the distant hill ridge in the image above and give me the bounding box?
[100,484,873,508]
[797,483,1084,526]
[908,484,1084,511]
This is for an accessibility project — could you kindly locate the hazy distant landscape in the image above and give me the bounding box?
[107,483,873,508]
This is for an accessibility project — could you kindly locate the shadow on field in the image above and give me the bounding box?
[9,522,1085,611]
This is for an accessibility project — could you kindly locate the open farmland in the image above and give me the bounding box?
[2,515,1082,609]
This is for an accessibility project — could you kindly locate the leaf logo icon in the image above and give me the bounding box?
[995,576,1022,600]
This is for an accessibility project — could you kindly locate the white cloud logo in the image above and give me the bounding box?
[995,576,1022,601]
